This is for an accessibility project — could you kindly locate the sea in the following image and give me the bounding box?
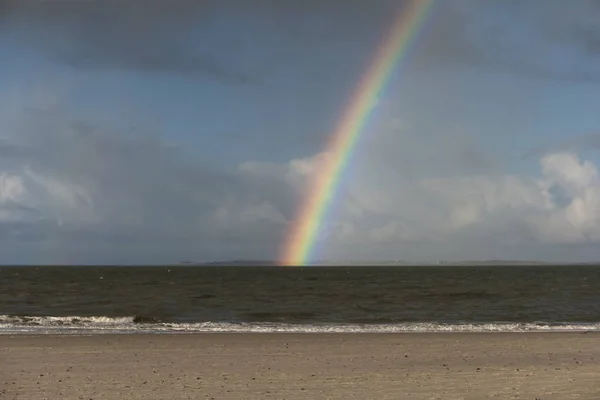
[2,265,600,334]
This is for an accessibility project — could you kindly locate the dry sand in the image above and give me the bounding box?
[1,333,599,399]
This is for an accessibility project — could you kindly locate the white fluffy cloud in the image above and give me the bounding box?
[319,149,600,250]
[2,98,600,263]
[247,117,600,262]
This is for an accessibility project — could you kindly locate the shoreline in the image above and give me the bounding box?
[2,330,600,336]
[3,332,599,399]
[2,325,600,335]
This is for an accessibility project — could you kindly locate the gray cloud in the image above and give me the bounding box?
[0,140,32,159]
[0,0,394,84]
[4,101,600,263]
[1,0,261,84]
[525,132,600,159]
[0,0,407,84]
[5,1,600,264]
[0,104,295,262]
[6,0,599,86]
[413,0,600,82]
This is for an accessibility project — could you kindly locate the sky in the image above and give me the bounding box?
[1,0,600,264]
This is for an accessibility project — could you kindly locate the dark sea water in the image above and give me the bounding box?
[2,265,600,334]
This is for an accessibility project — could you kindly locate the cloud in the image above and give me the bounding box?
[0,100,299,262]
[0,0,264,84]
[414,0,600,82]
[6,0,600,86]
[3,91,600,263]
[0,0,409,85]
[285,149,600,261]
[525,132,600,159]
[216,114,600,262]
[0,0,394,84]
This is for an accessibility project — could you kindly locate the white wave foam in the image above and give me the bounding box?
[1,315,599,334]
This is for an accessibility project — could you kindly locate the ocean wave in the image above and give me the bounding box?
[1,315,600,334]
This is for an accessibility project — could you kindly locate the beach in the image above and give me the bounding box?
[2,333,599,399]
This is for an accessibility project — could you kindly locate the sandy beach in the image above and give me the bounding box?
[2,333,599,399]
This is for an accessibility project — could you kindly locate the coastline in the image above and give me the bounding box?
[3,332,599,399]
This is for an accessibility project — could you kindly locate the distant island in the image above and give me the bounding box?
[192,260,278,266]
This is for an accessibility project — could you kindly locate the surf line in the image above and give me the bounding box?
[279,0,435,266]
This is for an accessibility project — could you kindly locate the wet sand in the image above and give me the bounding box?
[2,333,599,399]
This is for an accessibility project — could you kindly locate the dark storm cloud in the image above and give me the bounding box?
[0,0,404,84]
[1,0,258,83]
[413,0,600,83]
[5,0,599,86]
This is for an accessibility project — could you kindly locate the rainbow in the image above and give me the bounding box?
[280,0,435,266]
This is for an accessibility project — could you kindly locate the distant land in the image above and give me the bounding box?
[184,260,572,266]
[194,260,278,266]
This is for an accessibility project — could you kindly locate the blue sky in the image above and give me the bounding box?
[2,0,600,264]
